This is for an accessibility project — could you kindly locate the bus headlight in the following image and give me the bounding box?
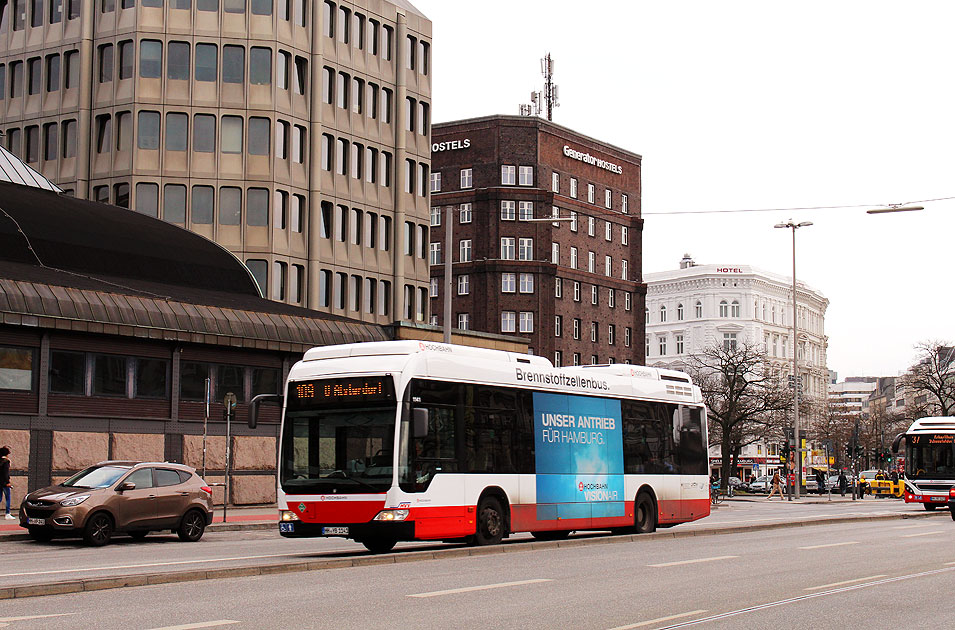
[373,509,409,521]
[280,510,300,521]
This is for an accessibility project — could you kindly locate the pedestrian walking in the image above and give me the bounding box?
[767,471,783,500]
[0,446,12,520]
[815,469,826,495]
[838,470,847,496]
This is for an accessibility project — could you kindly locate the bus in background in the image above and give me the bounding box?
[250,341,709,553]
[892,417,955,510]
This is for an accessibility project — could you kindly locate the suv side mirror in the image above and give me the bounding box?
[117,482,136,491]
[413,408,429,438]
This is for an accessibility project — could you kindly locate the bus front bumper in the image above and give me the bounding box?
[278,520,414,540]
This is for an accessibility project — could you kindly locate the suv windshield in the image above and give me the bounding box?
[62,465,131,489]
[280,406,396,494]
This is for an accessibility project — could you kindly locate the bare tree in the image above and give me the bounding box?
[901,340,955,416]
[684,343,792,488]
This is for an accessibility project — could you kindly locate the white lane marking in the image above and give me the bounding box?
[408,578,552,598]
[798,541,859,550]
[892,524,930,530]
[0,614,77,622]
[144,622,240,630]
[653,566,955,629]
[947,561,955,566]
[805,575,887,590]
[0,553,294,578]
[902,531,944,538]
[607,610,708,630]
[648,556,738,568]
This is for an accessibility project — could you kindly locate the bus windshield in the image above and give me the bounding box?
[906,435,955,480]
[280,406,397,494]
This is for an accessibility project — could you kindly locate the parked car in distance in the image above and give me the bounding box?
[749,475,772,492]
[20,461,214,546]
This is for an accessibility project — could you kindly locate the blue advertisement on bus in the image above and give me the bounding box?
[533,392,624,520]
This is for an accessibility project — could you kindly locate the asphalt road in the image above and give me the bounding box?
[1,506,952,630]
[0,498,935,589]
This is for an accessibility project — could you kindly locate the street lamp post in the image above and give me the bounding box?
[775,219,812,499]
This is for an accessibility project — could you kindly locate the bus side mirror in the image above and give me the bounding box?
[891,432,905,454]
[249,393,284,429]
[413,408,429,438]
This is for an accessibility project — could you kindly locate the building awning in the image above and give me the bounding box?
[0,275,389,352]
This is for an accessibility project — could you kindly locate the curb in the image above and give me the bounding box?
[0,519,276,541]
[0,510,946,601]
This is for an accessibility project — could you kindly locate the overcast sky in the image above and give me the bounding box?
[413,0,954,378]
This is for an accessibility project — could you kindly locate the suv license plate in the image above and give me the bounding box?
[322,527,349,536]
[279,522,295,533]
[27,517,44,525]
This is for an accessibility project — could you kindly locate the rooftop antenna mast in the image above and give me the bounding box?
[519,53,559,120]
[541,53,559,121]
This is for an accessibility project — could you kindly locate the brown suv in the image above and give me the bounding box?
[20,461,214,546]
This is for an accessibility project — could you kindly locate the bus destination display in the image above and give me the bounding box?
[288,376,395,409]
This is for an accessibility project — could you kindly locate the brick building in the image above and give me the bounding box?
[428,115,645,365]
[0,0,432,324]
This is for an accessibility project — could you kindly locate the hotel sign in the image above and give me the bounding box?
[563,145,623,175]
[432,139,471,152]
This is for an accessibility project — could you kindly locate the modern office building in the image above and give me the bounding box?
[429,115,646,366]
[0,0,432,325]
[644,254,829,400]
[0,144,390,503]
[829,378,878,417]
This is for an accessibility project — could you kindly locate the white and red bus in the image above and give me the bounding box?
[250,341,710,553]
[893,417,955,510]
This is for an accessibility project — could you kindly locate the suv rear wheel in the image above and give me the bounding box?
[177,510,207,542]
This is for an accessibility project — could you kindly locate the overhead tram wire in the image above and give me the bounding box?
[641,195,955,216]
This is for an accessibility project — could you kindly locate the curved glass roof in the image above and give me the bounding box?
[0,143,61,192]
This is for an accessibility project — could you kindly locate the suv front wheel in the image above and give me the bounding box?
[83,512,114,546]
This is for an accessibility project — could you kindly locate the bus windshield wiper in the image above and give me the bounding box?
[328,471,383,493]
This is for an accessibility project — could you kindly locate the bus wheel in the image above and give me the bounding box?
[360,537,397,554]
[474,497,505,546]
[634,492,657,534]
[531,530,570,541]
[924,504,938,511]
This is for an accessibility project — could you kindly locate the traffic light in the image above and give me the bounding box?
[780,442,790,463]
[845,443,852,458]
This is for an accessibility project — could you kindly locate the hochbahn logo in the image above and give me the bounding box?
[577,481,618,501]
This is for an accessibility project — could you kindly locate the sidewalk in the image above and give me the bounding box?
[726,493,901,504]
[0,505,278,538]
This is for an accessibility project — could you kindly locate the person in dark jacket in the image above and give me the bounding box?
[0,446,12,519]
[838,471,848,496]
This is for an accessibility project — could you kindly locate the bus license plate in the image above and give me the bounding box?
[322,527,349,536]
[279,522,294,533]
[28,517,44,525]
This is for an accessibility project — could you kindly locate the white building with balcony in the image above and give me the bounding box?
[644,254,830,401]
